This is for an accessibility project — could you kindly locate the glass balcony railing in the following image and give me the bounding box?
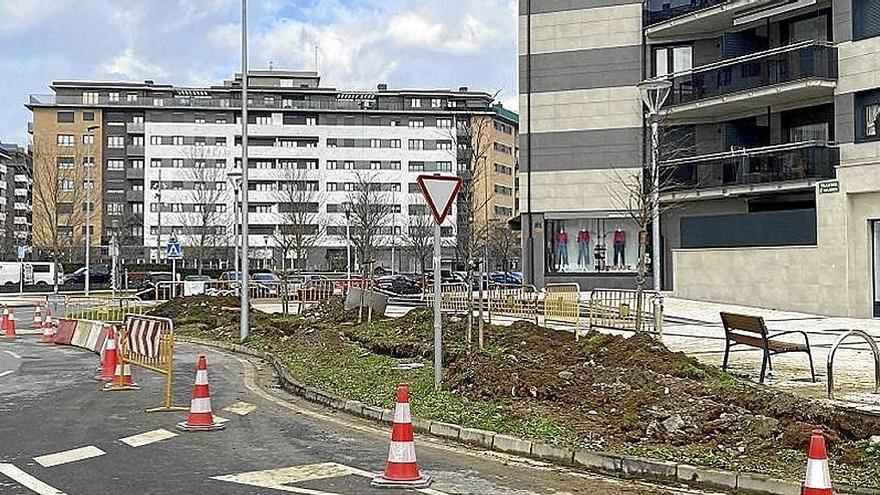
[660,141,837,192]
[645,0,728,25]
[660,41,836,107]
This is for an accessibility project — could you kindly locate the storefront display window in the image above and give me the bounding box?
[545,218,643,274]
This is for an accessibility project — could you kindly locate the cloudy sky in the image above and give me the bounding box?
[0,0,518,144]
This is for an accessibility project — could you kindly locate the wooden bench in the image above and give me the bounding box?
[720,312,816,384]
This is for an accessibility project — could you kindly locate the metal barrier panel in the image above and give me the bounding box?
[425,283,471,314]
[119,314,185,412]
[543,283,582,338]
[588,288,663,335]
[54,318,77,345]
[66,296,152,324]
[488,284,539,323]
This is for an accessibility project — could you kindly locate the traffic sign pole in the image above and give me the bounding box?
[433,222,442,389]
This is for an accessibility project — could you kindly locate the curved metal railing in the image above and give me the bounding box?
[827,329,880,400]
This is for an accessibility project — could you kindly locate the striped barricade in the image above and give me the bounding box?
[543,283,583,339]
[54,319,77,345]
[70,320,92,349]
[119,314,186,413]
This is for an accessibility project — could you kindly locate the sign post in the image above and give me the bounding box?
[416,174,463,389]
[165,238,183,298]
[17,245,25,296]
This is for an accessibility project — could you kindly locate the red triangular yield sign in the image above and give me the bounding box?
[417,174,463,224]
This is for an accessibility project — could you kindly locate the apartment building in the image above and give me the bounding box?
[27,70,500,272]
[480,105,519,224]
[0,143,33,252]
[521,0,880,317]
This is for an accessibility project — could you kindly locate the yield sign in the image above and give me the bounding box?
[417,174,463,225]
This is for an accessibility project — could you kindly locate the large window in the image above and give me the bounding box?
[854,0,880,40]
[856,89,880,142]
[545,218,642,275]
[653,45,692,77]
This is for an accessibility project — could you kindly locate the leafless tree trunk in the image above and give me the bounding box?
[402,197,434,274]
[272,163,324,273]
[347,172,394,279]
[181,146,230,275]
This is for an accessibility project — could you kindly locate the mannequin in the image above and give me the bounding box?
[577,228,591,268]
[613,227,626,267]
[555,228,569,269]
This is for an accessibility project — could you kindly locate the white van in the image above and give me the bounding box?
[0,262,64,287]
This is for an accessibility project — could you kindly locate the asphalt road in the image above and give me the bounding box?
[0,336,716,495]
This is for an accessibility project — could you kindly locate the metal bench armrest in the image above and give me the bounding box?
[767,330,811,347]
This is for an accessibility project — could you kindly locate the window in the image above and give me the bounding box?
[390,119,400,127]
[437,140,453,150]
[108,92,119,102]
[653,45,692,77]
[171,159,184,168]
[327,160,339,170]
[82,134,95,145]
[83,157,94,168]
[107,159,124,170]
[411,98,422,108]
[493,142,512,155]
[437,118,452,129]
[388,161,401,170]
[264,96,275,106]
[151,159,162,169]
[107,203,124,216]
[58,179,74,191]
[56,203,74,214]
[83,111,95,121]
[108,136,124,148]
[437,161,452,172]
[84,180,94,190]
[495,205,513,217]
[854,0,880,40]
[370,161,381,170]
[431,98,442,108]
[82,92,99,104]
[194,117,206,124]
[370,139,381,148]
[132,204,143,215]
[344,161,354,170]
[408,139,424,150]
[390,139,401,149]
[216,116,227,124]
[857,89,880,142]
[172,136,184,145]
[57,157,75,170]
[56,134,75,147]
[194,137,206,146]
[256,115,272,125]
[494,184,513,196]
[131,159,144,169]
[306,116,317,126]
[153,98,164,107]
[494,163,513,175]
[57,111,75,123]
[409,119,425,128]
[408,162,425,172]
[132,115,144,123]
[150,135,162,145]
[132,135,144,146]
[127,93,138,102]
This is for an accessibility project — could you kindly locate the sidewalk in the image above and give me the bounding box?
[660,297,880,410]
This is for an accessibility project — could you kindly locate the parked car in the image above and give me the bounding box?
[134,271,175,300]
[64,265,110,285]
[252,272,281,297]
[0,262,63,287]
[374,274,421,295]
[219,271,243,283]
[488,271,523,286]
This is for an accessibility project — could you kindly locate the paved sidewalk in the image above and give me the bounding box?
[660,297,880,409]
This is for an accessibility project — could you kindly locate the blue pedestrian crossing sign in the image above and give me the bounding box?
[165,240,183,260]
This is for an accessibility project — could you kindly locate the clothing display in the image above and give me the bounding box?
[555,230,569,266]
[613,229,626,266]
[577,230,591,267]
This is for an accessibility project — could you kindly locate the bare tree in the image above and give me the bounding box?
[347,172,395,277]
[180,146,230,274]
[272,163,324,272]
[30,137,90,290]
[487,220,521,274]
[401,197,434,274]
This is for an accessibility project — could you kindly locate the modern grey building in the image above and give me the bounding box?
[0,142,31,255]
[520,0,880,317]
[27,71,502,272]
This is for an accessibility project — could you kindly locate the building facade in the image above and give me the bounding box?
[0,143,33,253]
[521,0,880,317]
[27,71,504,272]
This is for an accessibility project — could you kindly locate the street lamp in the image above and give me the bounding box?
[239,0,251,342]
[85,124,100,296]
[637,79,672,294]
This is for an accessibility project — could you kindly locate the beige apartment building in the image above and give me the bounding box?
[473,105,519,229]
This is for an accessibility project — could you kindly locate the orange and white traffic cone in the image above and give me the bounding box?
[32,304,43,328]
[95,327,118,382]
[803,428,833,495]
[40,310,56,343]
[372,383,432,488]
[103,358,139,391]
[177,355,225,431]
[2,307,16,340]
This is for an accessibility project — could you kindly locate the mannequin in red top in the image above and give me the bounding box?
[577,229,591,268]
[613,228,626,267]
[555,228,569,268]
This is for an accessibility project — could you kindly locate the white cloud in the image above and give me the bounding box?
[387,11,444,48]
[99,49,168,80]
[0,0,66,33]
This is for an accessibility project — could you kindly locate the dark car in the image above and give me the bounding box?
[375,275,421,295]
[64,265,111,285]
[488,271,523,286]
[133,271,175,300]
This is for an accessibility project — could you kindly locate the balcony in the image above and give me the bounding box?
[125,168,144,180]
[645,0,777,38]
[126,122,144,134]
[660,141,837,199]
[126,145,145,156]
[126,191,144,202]
[658,42,836,122]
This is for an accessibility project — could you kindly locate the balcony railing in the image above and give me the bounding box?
[661,140,837,192]
[659,41,836,107]
[645,0,728,25]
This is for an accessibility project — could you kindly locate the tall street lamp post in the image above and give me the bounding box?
[637,80,671,294]
[239,0,251,342]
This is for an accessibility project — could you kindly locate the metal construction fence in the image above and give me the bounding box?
[118,314,187,412]
[424,283,471,314]
[64,296,153,324]
[588,288,663,336]
[542,283,583,338]
[488,284,539,324]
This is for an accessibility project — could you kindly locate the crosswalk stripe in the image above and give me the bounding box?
[0,463,66,495]
[34,446,106,468]
[119,429,178,447]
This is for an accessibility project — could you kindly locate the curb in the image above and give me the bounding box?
[177,336,875,495]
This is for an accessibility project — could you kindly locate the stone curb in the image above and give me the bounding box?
[177,336,874,495]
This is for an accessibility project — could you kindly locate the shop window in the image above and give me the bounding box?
[855,89,880,142]
[544,218,642,275]
[854,0,880,40]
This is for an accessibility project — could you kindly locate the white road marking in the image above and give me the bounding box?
[223,401,257,416]
[119,429,177,447]
[0,370,13,378]
[0,463,67,495]
[4,350,21,359]
[212,462,447,494]
[33,446,106,468]
[213,415,230,424]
